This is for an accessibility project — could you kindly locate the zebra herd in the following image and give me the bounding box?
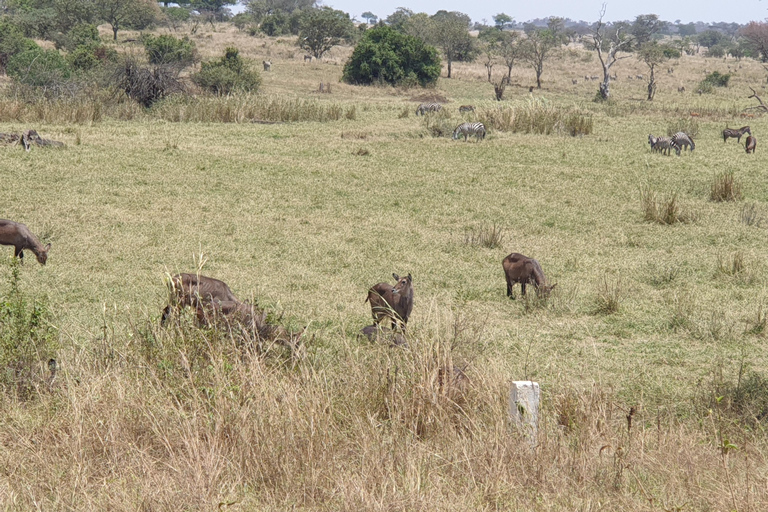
[648,132,696,156]
[415,103,486,142]
[649,126,757,156]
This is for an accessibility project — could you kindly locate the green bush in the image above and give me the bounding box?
[192,47,261,95]
[0,17,39,72]
[342,25,441,87]
[54,23,101,51]
[143,34,196,67]
[7,47,70,87]
[67,43,117,72]
[0,260,58,399]
[259,12,290,36]
[702,70,731,87]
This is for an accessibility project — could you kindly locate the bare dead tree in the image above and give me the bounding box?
[592,4,634,100]
[745,86,768,113]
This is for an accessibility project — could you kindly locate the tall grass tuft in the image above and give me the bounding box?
[422,107,456,137]
[0,259,58,399]
[592,274,624,314]
[740,203,765,227]
[640,186,696,224]
[463,223,506,249]
[710,171,742,202]
[666,118,699,137]
[479,98,592,136]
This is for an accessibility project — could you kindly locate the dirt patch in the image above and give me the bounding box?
[409,91,449,104]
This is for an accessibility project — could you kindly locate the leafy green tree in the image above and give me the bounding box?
[401,12,431,43]
[7,46,69,87]
[163,6,191,32]
[342,25,440,87]
[631,14,665,45]
[246,0,315,21]
[547,16,567,44]
[95,0,160,40]
[478,27,502,82]
[697,29,726,49]
[519,28,559,89]
[637,41,672,100]
[677,22,696,37]
[143,34,196,66]
[190,0,236,21]
[429,10,476,78]
[493,13,512,30]
[739,22,768,62]
[385,7,412,32]
[298,7,354,59]
[498,30,520,79]
[361,11,377,25]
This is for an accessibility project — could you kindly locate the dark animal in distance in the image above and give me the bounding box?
[458,105,475,113]
[723,126,751,143]
[502,253,556,298]
[0,219,50,265]
[746,135,757,154]
[161,273,238,325]
[366,273,414,329]
[303,55,312,62]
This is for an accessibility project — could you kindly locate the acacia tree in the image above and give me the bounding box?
[637,41,670,100]
[429,10,476,78]
[740,22,768,62]
[519,28,558,89]
[361,11,377,25]
[591,4,634,100]
[498,30,520,79]
[298,7,354,59]
[478,28,502,82]
[95,0,159,40]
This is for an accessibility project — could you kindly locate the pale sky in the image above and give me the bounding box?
[315,0,767,25]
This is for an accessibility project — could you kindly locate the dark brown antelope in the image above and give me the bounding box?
[746,135,757,154]
[0,219,50,265]
[502,253,556,298]
[366,273,414,329]
[161,273,238,325]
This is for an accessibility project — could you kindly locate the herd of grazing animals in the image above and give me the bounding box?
[648,125,758,156]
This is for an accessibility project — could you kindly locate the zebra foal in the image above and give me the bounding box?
[648,134,679,156]
[453,122,486,142]
[416,103,442,116]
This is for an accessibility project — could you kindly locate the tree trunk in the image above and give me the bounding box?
[507,65,512,79]
[535,65,542,88]
[485,63,492,82]
[598,61,610,100]
[447,59,452,78]
[647,65,656,101]
[112,24,118,41]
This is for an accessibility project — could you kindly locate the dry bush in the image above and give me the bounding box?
[422,107,456,138]
[710,171,742,202]
[716,251,747,277]
[479,98,592,135]
[113,59,186,108]
[409,91,448,103]
[463,223,506,249]
[640,186,697,224]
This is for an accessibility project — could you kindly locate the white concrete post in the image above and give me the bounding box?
[510,381,540,445]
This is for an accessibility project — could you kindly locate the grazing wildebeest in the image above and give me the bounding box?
[723,126,751,143]
[502,253,556,298]
[161,273,238,325]
[262,60,271,71]
[366,273,414,330]
[303,55,312,63]
[678,86,685,93]
[0,219,50,265]
[746,135,757,154]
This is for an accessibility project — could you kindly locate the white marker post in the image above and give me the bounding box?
[510,381,540,446]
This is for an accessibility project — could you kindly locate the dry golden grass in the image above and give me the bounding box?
[2,26,768,510]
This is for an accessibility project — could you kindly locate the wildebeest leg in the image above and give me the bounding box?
[521,282,527,296]
[161,305,173,326]
[14,247,24,264]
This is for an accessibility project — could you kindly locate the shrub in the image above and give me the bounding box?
[592,274,624,314]
[700,71,730,90]
[67,43,117,72]
[259,12,291,36]
[710,171,742,202]
[342,25,441,87]
[113,58,185,108]
[59,23,100,51]
[464,223,506,249]
[7,47,70,87]
[0,259,58,399]
[143,34,196,67]
[640,186,696,224]
[0,17,39,72]
[192,47,261,96]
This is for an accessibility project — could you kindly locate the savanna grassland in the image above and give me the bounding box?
[3,23,768,510]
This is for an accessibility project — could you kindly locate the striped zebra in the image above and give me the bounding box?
[458,105,475,113]
[416,103,442,116]
[453,122,486,142]
[671,132,695,154]
[648,134,679,156]
[723,126,751,143]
